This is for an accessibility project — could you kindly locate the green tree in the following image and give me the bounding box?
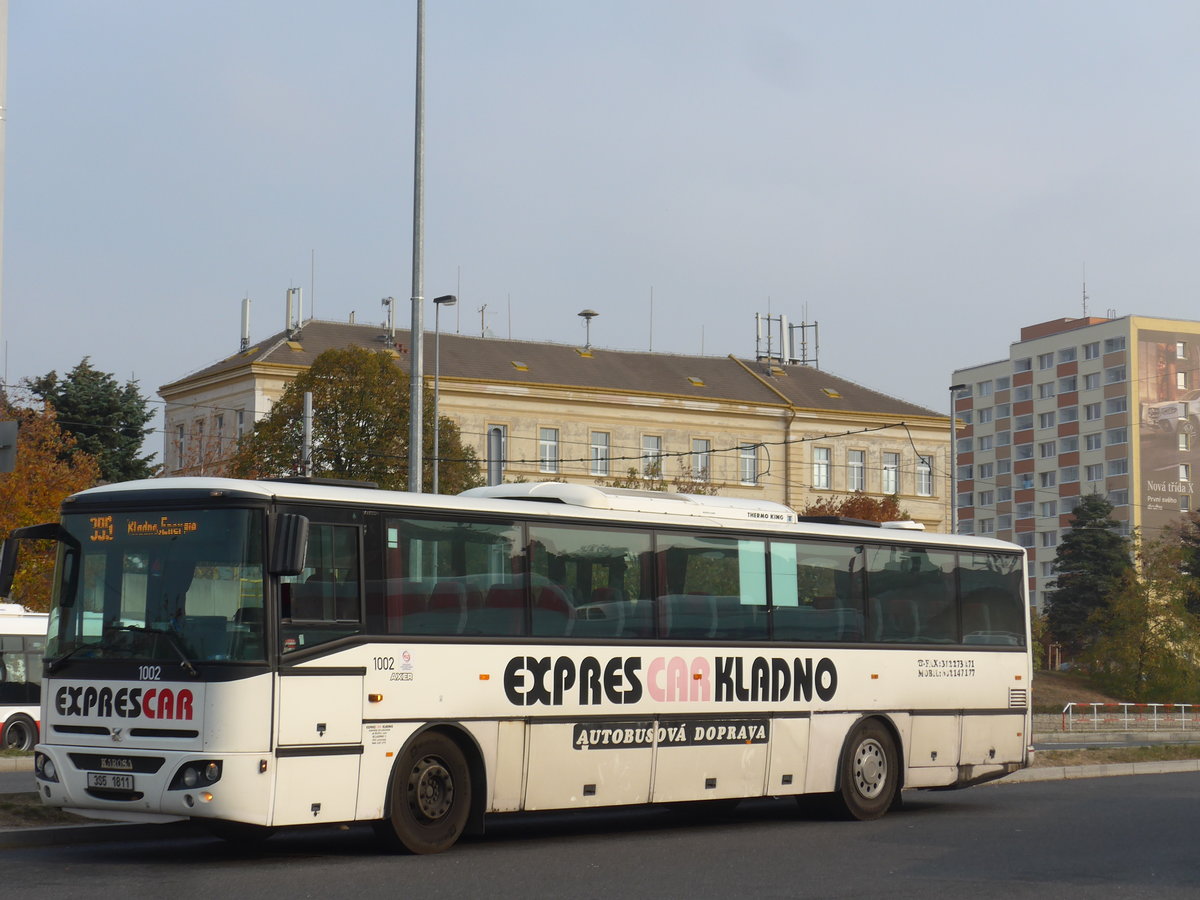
[0,393,101,611]
[1084,533,1200,701]
[229,346,482,492]
[598,458,718,495]
[1046,494,1133,657]
[798,493,912,523]
[27,357,156,482]
[1175,510,1200,616]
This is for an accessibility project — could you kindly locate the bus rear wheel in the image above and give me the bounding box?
[379,731,471,854]
[831,718,898,821]
[2,714,36,751]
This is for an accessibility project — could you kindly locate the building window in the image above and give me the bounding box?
[1061,466,1079,483]
[1015,532,1035,548]
[957,464,974,481]
[978,462,994,480]
[1105,365,1127,384]
[996,430,1011,446]
[1039,471,1057,488]
[1040,501,1057,518]
[1059,347,1077,363]
[1016,444,1034,461]
[995,403,1011,419]
[1177,371,1189,392]
[882,452,899,494]
[641,435,663,478]
[1178,341,1188,360]
[1059,375,1077,393]
[978,490,994,506]
[1086,463,1104,482]
[960,410,973,425]
[1040,561,1056,578]
[1084,403,1102,421]
[1180,433,1191,452]
[848,451,866,491]
[539,427,560,473]
[978,407,993,424]
[977,435,993,452]
[487,424,509,474]
[916,456,933,496]
[976,380,993,397]
[1038,412,1056,429]
[1083,372,1100,391]
[1104,336,1126,353]
[1181,464,1191,483]
[1060,407,1079,423]
[691,438,712,481]
[1039,441,1057,458]
[957,437,973,454]
[1038,382,1056,399]
[175,424,186,466]
[1014,357,1032,373]
[1109,489,1129,506]
[590,431,611,477]
[739,443,759,485]
[996,376,1011,391]
[957,492,974,509]
[978,518,995,535]
[1183,496,1192,513]
[1014,385,1033,402]
[1085,433,1102,451]
[997,459,1011,475]
[997,486,1012,502]
[1106,396,1128,414]
[813,447,831,489]
[1107,427,1128,446]
[1038,353,1054,370]
[236,409,246,439]
[1017,503,1034,519]
[1060,436,1079,452]
[1107,458,1129,476]
[1015,414,1034,431]
[998,514,1012,530]
[1018,473,1034,490]
[1083,342,1101,360]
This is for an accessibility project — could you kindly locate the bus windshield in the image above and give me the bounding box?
[46,508,265,665]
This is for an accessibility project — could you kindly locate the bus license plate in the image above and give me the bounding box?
[87,772,135,791]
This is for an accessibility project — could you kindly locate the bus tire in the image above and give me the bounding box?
[379,731,471,854]
[830,718,898,821]
[1,714,37,751]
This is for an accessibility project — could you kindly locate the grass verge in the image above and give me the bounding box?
[1032,744,1200,768]
[0,793,104,829]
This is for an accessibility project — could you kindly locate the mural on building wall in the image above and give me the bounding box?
[1137,329,1200,533]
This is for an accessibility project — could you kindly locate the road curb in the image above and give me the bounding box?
[0,757,35,773]
[994,758,1200,784]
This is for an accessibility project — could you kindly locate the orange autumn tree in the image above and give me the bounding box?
[0,395,100,611]
[798,493,911,523]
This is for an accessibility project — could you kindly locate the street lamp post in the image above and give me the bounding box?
[948,383,967,534]
[431,294,457,493]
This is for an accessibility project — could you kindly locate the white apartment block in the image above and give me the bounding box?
[953,315,1200,610]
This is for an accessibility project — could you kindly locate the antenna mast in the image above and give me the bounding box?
[1082,264,1089,317]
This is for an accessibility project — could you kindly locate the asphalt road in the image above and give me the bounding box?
[2,772,1198,899]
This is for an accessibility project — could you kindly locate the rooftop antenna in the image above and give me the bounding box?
[478,303,487,337]
[578,309,598,350]
[1082,264,1089,317]
[648,286,654,352]
[240,295,251,351]
[381,296,395,346]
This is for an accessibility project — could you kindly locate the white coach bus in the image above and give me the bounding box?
[0,478,1031,852]
[0,602,48,751]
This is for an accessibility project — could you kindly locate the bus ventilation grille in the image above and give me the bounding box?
[1008,688,1028,709]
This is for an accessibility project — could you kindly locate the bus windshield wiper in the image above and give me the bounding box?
[46,639,108,674]
[115,625,199,678]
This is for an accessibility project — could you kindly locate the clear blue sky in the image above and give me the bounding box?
[5,2,1200,457]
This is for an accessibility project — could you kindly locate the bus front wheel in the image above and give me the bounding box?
[379,731,471,854]
[831,718,898,821]
[2,714,36,751]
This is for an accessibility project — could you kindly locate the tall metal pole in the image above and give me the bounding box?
[949,384,966,534]
[407,0,426,493]
[0,0,9,369]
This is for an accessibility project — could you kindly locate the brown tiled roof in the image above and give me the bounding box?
[162,319,939,418]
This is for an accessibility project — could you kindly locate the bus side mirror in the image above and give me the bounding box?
[0,522,68,598]
[271,514,310,577]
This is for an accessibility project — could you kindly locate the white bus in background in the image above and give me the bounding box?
[0,602,48,751]
[0,478,1032,852]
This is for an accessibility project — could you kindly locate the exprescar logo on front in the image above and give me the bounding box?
[55,685,195,720]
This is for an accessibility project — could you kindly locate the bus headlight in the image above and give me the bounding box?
[169,760,223,790]
[34,752,58,783]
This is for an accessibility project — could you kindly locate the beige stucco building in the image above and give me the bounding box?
[159,319,952,529]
